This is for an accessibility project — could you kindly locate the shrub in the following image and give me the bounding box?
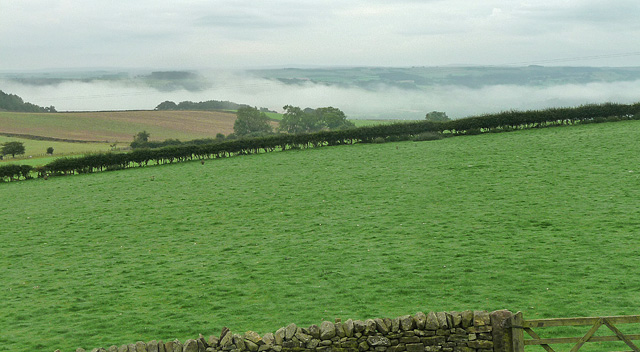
[0,164,32,181]
[388,134,412,142]
[464,128,483,135]
[373,137,386,144]
[412,132,443,142]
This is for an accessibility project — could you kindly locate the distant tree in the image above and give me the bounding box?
[279,105,305,133]
[279,105,354,133]
[0,90,54,112]
[425,111,450,122]
[133,131,150,143]
[233,106,273,136]
[215,133,226,140]
[155,101,178,110]
[279,105,324,133]
[1,141,26,158]
[130,131,151,148]
[316,106,355,130]
[46,147,54,155]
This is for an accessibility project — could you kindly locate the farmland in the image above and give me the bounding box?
[0,110,387,161]
[0,109,239,162]
[0,135,114,160]
[0,110,239,142]
[1,120,639,351]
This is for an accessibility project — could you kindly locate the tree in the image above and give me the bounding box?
[155,101,178,110]
[233,106,273,136]
[0,90,53,112]
[46,147,54,155]
[130,131,151,148]
[133,131,150,143]
[279,105,354,133]
[278,105,305,133]
[316,106,355,130]
[425,111,450,122]
[279,105,324,134]
[1,141,26,158]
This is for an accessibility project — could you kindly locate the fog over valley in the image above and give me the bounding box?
[3,0,640,119]
[2,67,640,119]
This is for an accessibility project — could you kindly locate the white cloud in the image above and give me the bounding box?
[0,0,639,69]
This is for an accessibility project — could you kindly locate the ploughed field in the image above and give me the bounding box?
[1,121,639,352]
[0,110,239,142]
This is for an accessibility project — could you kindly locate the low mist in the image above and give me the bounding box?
[2,71,640,120]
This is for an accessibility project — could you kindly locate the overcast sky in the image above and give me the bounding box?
[2,0,640,71]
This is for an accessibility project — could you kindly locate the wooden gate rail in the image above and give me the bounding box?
[509,312,640,352]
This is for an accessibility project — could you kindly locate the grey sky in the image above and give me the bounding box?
[2,0,640,70]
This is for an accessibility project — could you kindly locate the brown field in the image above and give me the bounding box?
[0,110,244,142]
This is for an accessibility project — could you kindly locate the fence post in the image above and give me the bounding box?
[508,311,525,352]
[491,310,515,352]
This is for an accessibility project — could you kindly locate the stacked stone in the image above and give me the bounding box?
[64,311,495,352]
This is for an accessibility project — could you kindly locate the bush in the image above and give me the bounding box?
[0,164,32,181]
[387,134,412,142]
[464,128,483,135]
[373,137,386,144]
[412,132,443,142]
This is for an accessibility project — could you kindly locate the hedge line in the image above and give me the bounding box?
[2,102,639,182]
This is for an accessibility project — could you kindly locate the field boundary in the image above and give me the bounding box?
[507,312,640,352]
[63,310,509,352]
[2,102,640,182]
[0,131,107,143]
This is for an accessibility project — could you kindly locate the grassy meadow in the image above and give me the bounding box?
[0,135,114,161]
[1,121,640,351]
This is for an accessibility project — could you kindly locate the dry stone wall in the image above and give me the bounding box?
[62,310,514,352]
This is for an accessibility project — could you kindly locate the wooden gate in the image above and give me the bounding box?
[509,312,640,352]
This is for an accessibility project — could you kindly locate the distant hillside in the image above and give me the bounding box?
[0,90,56,112]
[250,66,640,90]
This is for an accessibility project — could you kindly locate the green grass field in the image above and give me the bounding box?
[0,135,114,161]
[1,121,639,351]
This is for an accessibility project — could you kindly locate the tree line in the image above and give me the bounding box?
[0,90,56,112]
[155,99,257,112]
[2,102,639,182]
[132,105,354,148]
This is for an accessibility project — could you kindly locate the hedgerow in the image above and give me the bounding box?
[2,102,639,182]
